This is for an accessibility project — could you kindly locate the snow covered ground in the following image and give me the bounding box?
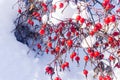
[0,0,120,80]
[0,0,90,80]
[0,0,48,80]
[0,0,41,80]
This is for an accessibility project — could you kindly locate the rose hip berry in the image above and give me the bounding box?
[83,69,88,76]
[84,56,89,62]
[66,39,73,47]
[59,2,64,8]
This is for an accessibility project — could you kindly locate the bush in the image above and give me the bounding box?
[14,0,120,80]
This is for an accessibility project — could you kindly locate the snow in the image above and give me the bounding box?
[52,0,63,5]
[81,36,96,48]
[42,14,48,24]
[49,1,89,25]
[0,0,120,80]
[77,1,90,19]
[0,0,42,80]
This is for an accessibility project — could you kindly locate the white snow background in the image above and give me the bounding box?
[0,0,120,80]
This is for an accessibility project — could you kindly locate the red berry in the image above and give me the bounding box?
[75,56,80,62]
[86,22,92,27]
[41,3,47,11]
[32,12,37,16]
[66,31,71,38]
[104,17,110,24]
[51,50,56,55]
[47,42,52,48]
[70,54,74,60]
[109,56,115,61]
[54,36,57,40]
[27,19,34,26]
[61,64,66,70]
[61,48,66,54]
[64,62,69,67]
[48,70,53,74]
[48,36,52,41]
[70,52,77,60]
[72,52,77,56]
[99,75,105,80]
[95,23,102,30]
[27,19,31,24]
[61,38,65,46]
[104,0,110,2]
[112,32,119,36]
[89,52,94,58]
[60,22,65,27]
[59,2,64,8]
[54,77,62,80]
[42,24,46,28]
[105,4,111,11]
[53,4,57,9]
[75,32,79,36]
[69,18,72,23]
[35,12,40,17]
[93,26,99,32]
[109,15,116,22]
[99,54,104,59]
[39,29,45,35]
[83,69,88,75]
[102,1,108,7]
[45,66,50,72]
[43,7,48,12]
[18,9,22,13]
[70,26,76,33]
[89,31,95,36]
[80,18,85,23]
[84,56,89,62]
[55,46,60,52]
[49,27,53,33]
[45,66,54,75]
[37,43,41,49]
[41,2,47,7]
[116,8,120,13]
[94,51,100,57]
[95,42,99,47]
[45,48,49,53]
[102,0,110,7]
[66,39,73,47]
[87,48,92,53]
[108,36,113,42]
[76,15,81,21]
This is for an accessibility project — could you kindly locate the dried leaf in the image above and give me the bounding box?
[98,61,104,71]
[29,4,34,11]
